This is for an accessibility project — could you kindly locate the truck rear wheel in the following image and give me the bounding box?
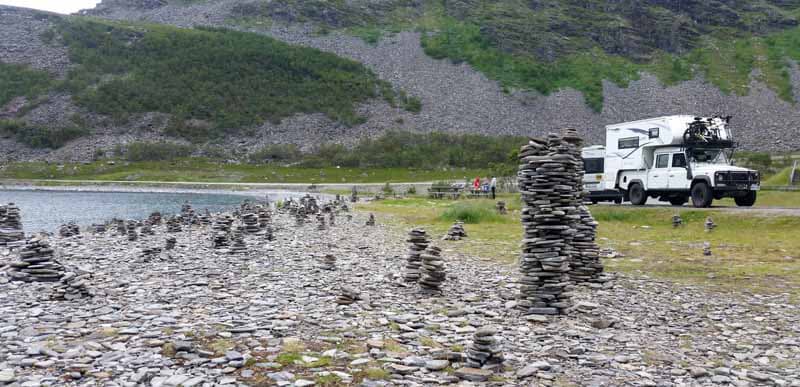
[629,183,647,205]
[734,191,757,207]
[690,182,713,208]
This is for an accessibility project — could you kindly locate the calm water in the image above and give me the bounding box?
[0,189,303,232]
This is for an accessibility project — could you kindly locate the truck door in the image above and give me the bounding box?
[649,153,670,189]
[669,153,688,189]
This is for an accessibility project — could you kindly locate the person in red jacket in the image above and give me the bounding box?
[472,176,481,192]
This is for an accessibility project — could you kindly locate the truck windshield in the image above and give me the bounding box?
[690,149,725,163]
[583,158,604,173]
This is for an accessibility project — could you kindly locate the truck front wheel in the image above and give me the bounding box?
[734,191,757,207]
[690,182,713,208]
[629,183,647,205]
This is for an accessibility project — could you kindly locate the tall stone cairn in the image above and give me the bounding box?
[419,245,446,292]
[8,237,64,282]
[404,228,430,282]
[0,203,24,246]
[517,134,578,315]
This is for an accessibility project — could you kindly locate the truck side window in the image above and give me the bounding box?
[655,154,669,168]
[672,153,687,168]
[582,158,604,174]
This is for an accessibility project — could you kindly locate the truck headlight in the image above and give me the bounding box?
[751,171,760,182]
[715,172,727,184]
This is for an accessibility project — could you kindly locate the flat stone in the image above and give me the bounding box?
[424,360,450,371]
[454,367,493,382]
[225,350,243,361]
[294,380,315,387]
[0,369,15,383]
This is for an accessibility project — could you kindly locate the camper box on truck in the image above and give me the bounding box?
[601,115,759,208]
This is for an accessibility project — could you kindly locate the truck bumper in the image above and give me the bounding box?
[586,189,623,202]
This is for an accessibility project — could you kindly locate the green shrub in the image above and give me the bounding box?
[1,120,87,148]
[0,63,53,106]
[249,144,302,163]
[56,18,403,141]
[440,203,503,224]
[124,141,193,161]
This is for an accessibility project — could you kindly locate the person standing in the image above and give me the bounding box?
[490,176,497,199]
[473,176,481,193]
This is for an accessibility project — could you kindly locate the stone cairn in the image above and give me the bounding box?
[705,216,716,232]
[229,227,248,254]
[166,217,182,233]
[211,231,230,249]
[517,133,580,315]
[419,245,445,292]
[165,237,177,250]
[257,207,271,228]
[91,223,107,234]
[350,186,358,203]
[328,211,336,226]
[180,202,195,224]
[366,213,376,226]
[404,228,430,282]
[141,246,163,261]
[317,213,327,231]
[0,203,24,246]
[148,211,162,225]
[242,212,260,233]
[115,220,127,236]
[140,221,155,236]
[8,237,64,282]
[570,206,604,283]
[336,286,361,305]
[703,242,712,256]
[197,210,212,226]
[59,222,80,238]
[322,254,336,270]
[465,326,504,369]
[51,270,93,300]
[212,215,233,233]
[496,201,507,215]
[443,221,467,241]
[127,222,138,241]
[672,214,683,228]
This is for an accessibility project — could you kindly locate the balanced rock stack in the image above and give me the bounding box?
[350,186,358,203]
[212,216,233,232]
[92,223,107,234]
[229,228,248,254]
[197,210,212,226]
[328,211,335,226]
[703,242,712,256]
[672,214,683,228]
[211,232,229,249]
[569,205,604,282]
[419,245,446,292]
[336,286,361,305]
[257,207,271,228]
[242,213,260,233]
[295,207,307,227]
[496,201,507,215]
[51,270,93,301]
[263,223,275,241]
[366,213,376,226]
[517,134,580,315]
[148,211,162,225]
[322,254,336,270]
[127,224,138,241]
[140,222,155,236]
[166,217,182,233]
[141,246,162,261]
[443,221,467,241]
[705,216,716,232]
[59,223,80,238]
[180,203,195,224]
[8,237,64,282]
[465,326,504,369]
[317,213,327,231]
[165,237,177,250]
[404,228,430,282]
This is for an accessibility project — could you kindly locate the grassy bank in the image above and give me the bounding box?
[359,194,800,296]
[0,160,490,184]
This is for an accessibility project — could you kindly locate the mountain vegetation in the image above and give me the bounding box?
[229,0,800,110]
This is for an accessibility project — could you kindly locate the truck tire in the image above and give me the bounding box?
[734,191,757,207]
[668,196,688,206]
[629,183,647,206]
[690,182,713,208]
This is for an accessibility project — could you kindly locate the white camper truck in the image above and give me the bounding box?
[599,115,759,207]
[581,145,623,203]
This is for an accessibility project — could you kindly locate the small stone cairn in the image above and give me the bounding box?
[705,216,716,232]
[366,213,376,226]
[350,186,358,203]
[211,231,230,249]
[197,210,212,226]
[672,214,683,228]
[496,201,507,215]
[91,223,107,234]
[212,216,233,232]
[51,270,93,300]
[165,237,177,250]
[8,237,64,282]
[317,213,327,231]
[257,207,271,228]
[517,133,579,315]
[59,222,80,238]
[166,217,182,233]
[703,242,712,256]
[322,254,336,270]
[465,326,504,369]
[127,223,138,241]
[115,220,127,236]
[336,286,361,305]
[140,222,155,236]
[180,202,195,224]
[328,211,336,226]
[228,226,247,254]
[443,221,467,241]
[295,207,307,227]
[404,228,430,282]
[148,211,162,225]
[242,213,260,233]
[141,246,163,261]
[570,205,604,283]
[419,245,445,292]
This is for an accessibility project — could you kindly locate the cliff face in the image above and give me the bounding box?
[2,1,800,163]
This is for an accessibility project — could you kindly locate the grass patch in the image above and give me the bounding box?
[439,202,505,224]
[362,368,390,380]
[0,62,53,107]
[276,352,303,367]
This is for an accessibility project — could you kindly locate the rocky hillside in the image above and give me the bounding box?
[3,1,800,163]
